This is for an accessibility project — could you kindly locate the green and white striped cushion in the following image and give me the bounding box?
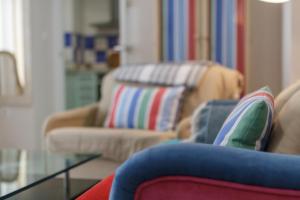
[213,87,274,150]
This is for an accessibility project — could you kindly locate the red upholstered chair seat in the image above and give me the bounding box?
[78,175,300,200]
[135,176,300,200]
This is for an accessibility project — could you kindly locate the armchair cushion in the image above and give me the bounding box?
[190,100,238,144]
[176,117,192,139]
[47,128,175,162]
[268,80,300,154]
[43,104,99,135]
[104,84,185,131]
[273,80,300,114]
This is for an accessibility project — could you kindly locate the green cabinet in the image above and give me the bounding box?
[65,71,104,110]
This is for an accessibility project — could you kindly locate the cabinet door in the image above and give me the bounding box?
[65,72,98,109]
[119,0,160,64]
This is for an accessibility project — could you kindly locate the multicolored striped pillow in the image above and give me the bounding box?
[104,85,185,131]
[213,87,274,151]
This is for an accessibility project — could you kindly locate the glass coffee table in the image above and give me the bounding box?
[0,149,100,200]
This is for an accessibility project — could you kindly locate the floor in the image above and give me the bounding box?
[6,178,98,200]
[68,158,120,180]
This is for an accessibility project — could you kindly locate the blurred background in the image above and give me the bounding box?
[0,0,298,150]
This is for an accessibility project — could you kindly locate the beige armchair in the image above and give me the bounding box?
[43,64,243,165]
[43,104,99,135]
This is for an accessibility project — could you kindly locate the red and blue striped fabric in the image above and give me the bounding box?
[161,0,246,75]
[211,0,245,72]
[213,87,274,151]
[162,0,190,61]
[104,85,185,131]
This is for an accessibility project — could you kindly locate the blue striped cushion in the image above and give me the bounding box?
[104,84,185,131]
[213,87,274,150]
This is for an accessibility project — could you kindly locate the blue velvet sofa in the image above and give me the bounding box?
[79,79,300,200]
[110,143,300,200]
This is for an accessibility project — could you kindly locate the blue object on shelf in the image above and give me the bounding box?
[64,32,72,47]
[96,51,107,63]
[107,35,118,48]
[84,36,95,49]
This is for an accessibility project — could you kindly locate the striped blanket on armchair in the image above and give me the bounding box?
[113,61,214,88]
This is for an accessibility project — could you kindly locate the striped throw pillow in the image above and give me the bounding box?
[213,87,274,150]
[104,85,185,131]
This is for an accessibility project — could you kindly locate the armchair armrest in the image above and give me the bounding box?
[110,144,300,200]
[175,117,192,139]
[43,103,100,135]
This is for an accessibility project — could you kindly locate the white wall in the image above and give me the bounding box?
[64,0,111,34]
[0,0,116,150]
[120,0,160,64]
[289,1,300,83]
[0,107,35,149]
[0,0,64,150]
[82,0,111,34]
[246,0,283,96]
[64,0,78,32]
[282,1,300,87]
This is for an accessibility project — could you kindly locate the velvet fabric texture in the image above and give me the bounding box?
[135,177,300,200]
[110,143,300,200]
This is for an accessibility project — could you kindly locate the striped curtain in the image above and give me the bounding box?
[162,0,186,62]
[211,0,246,72]
[162,0,210,62]
[161,0,246,74]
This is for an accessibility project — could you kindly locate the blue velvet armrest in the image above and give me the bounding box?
[110,143,300,200]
